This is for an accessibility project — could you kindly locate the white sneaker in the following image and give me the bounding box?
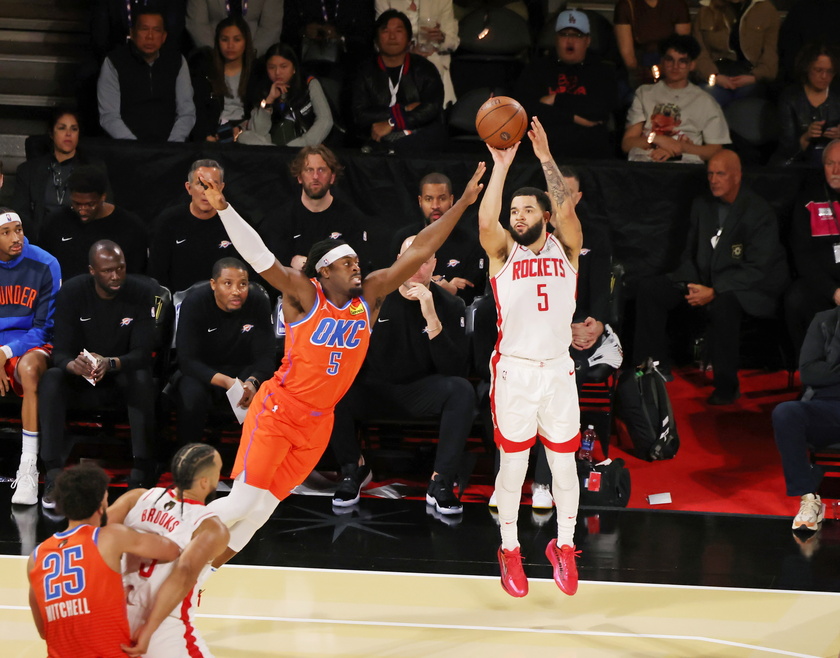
[792,493,825,531]
[488,490,497,508]
[11,458,39,506]
[531,483,554,510]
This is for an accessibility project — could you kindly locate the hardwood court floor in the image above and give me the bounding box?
[2,493,839,657]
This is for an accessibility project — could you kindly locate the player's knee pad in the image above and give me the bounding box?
[498,449,529,491]
[545,450,577,490]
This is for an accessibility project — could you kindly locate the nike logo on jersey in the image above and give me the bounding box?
[569,370,575,376]
[377,318,389,323]
[61,237,73,242]
[80,317,92,322]
[207,327,218,332]
[293,234,302,239]
[176,239,186,244]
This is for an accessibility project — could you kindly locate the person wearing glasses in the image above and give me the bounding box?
[622,33,730,163]
[513,9,618,160]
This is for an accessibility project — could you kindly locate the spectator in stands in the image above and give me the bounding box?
[614,0,691,90]
[237,43,335,147]
[784,139,840,357]
[691,0,780,108]
[190,16,258,143]
[773,305,840,533]
[148,159,245,294]
[773,43,840,167]
[262,146,368,271]
[187,0,284,57]
[375,0,460,108]
[352,10,446,154]
[39,166,148,280]
[98,7,196,142]
[171,257,274,447]
[389,172,486,305]
[777,0,840,84]
[91,0,187,62]
[622,34,731,163]
[0,208,61,506]
[12,108,108,243]
[39,241,158,505]
[632,150,789,405]
[329,235,472,514]
[514,9,618,161]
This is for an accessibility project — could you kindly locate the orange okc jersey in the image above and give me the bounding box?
[274,280,371,409]
[29,525,130,658]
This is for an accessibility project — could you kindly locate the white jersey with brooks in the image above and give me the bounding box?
[490,234,578,361]
[122,488,218,630]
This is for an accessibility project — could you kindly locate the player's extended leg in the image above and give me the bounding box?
[544,447,581,595]
[495,447,530,597]
[12,350,49,505]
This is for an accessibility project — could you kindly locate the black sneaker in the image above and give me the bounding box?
[41,468,62,510]
[425,474,463,515]
[332,463,372,507]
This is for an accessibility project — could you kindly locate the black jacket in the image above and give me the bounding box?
[801,306,840,400]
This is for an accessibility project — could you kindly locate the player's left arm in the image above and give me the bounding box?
[529,117,582,269]
[122,518,230,657]
[26,555,46,640]
[363,163,485,315]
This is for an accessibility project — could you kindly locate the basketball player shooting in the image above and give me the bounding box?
[196,164,485,568]
[478,116,583,598]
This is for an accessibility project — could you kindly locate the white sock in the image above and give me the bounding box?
[544,447,579,547]
[495,448,529,551]
[21,430,38,462]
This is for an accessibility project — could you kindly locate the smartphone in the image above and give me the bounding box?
[217,123,235,143]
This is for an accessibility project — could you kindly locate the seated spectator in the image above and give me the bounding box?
[190,16,258,143]
[514,9,618,161]
[375,0,460,107]
[329,235,472,514]
[614,0,691,90]
[261,146,368,271]
[91,0,187,62]
[622,34,731,163]
[352,10,446,154]
[237,43,335,147]
[39,165,148,280]
[171,258,274,447]
[0,208,61,506]
[186,0,284,56]
[632,150,789,405]
[784,139,840,357]
[389,172,486,305]
[773,43,840,167]
[692,0,779,108]
[98,7,196,142]
[39,241,158,504]
[12,107,108,243]
[148,159,246,294]
[773,306,840,533]
[777,0,840,84]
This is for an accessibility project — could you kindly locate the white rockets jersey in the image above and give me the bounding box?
[122,488,218,627]
[490,234,578,361]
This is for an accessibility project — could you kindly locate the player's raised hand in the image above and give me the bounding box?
[485,141,520,168]
[528,116,552,163]
[199,176,229,211]
[461,161,487,205]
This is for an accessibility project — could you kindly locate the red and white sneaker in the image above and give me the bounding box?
[497,546,528,597]
[546,539,580,596]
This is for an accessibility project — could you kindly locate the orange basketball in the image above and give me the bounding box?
[475,96,528,149]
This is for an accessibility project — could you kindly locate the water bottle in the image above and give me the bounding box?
[578,425,596,463]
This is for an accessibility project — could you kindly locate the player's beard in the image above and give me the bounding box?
[204,490,217,504]
[509,222,544,247]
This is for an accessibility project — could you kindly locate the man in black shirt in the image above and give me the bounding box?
[39,165,148,280]
[262,145,368,272]
[38,240,158,507]
[172,257,275,446]
[148,159,245,294]
[329,235,474,515]
[390,172,486,305]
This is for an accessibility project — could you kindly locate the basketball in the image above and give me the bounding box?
[475,96,528,150]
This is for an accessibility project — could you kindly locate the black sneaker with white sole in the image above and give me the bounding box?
[332,463,372,507]
[425,474,463,515]
[41,468,63,510]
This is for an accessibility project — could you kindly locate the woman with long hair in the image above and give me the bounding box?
[191,16,257,142]
[238,42,334,147]
[773,42,840,166]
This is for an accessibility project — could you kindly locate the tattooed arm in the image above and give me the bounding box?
[528,117,583,269]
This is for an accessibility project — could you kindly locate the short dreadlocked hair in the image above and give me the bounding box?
[171,443,218,493]
[54,463,110,521]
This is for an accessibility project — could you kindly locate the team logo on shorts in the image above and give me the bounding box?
[447,259,460,268]
[119,317,134,326]
[219,240,232,249]
[241,324,254,333]
[349,301,365,316]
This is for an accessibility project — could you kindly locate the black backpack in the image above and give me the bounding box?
[577,458,631,507]
[615,359,680,461]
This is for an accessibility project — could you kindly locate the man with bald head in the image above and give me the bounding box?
[39,240,159,507]
[327,235,473,515]
[633,149,789,404]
